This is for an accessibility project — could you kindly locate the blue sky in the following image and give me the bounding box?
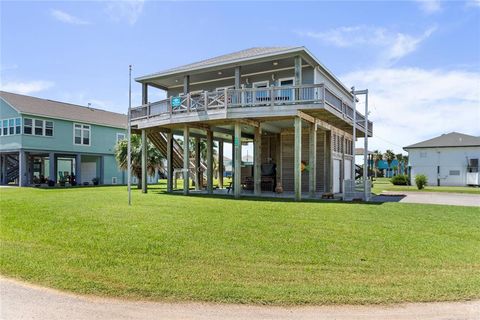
[1,0,479,153]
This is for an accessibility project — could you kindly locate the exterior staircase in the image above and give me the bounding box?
[5,154,19,184]
[147,132,207,183]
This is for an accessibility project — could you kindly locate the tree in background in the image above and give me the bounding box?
[115,134,165,188]
[402,155,409,175]
[395,153,404,175]
[383,150,396,177]
[372,150,383,178]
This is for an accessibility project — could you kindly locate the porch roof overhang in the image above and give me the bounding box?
[135,47,355,99]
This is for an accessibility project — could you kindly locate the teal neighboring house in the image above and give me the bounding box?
[0,91,128,186]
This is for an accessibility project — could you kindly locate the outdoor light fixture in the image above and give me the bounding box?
[175,79,179,83]
[218,71,222,75]
[273,61,278,66]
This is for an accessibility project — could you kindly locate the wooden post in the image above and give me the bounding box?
[142,83,148,104]
[218,140,224,189]
[234,122,242,199]
[166,132,173,193]
[183,125,189,195]
[254,126,262,196]
[309,122,317,198]
[294,55,302,100]
[234,66,241,89]
[183,75,190,95]
[194,137,201,191]
[141,129,147,193]
[294,117,302,201]
[206,130,214,194]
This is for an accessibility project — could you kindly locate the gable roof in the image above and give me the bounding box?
[137,47,299,80]
[0,91,127,129]
[135,46,353,98]
[404,132,480,149]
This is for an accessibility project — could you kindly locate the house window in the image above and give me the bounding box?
[2,120,7,135]
[45,121,54,136]
[74,123,91,146]
[34,119,44,135]
[15,118,21,134]
[9,119,14,135]
[116,133,126,142]
[112,177,118,184]
[24,118,32,134]
[449,170,460,176]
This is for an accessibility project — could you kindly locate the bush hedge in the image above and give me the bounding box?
[390,174,409,185]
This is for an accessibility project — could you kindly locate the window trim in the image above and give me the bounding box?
[23,117,33,135]
[34,119,44,136]
[116,132,126,142]
[73,123,91,146]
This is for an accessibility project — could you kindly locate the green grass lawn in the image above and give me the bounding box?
[1,185,479,305]
[372,177,480,195]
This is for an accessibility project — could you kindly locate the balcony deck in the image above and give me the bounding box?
[130,83,372,136]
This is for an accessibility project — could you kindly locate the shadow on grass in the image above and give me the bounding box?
[150,188,386,206]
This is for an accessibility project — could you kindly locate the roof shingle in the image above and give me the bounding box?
[404,132,480,149]
[0,91,127,128]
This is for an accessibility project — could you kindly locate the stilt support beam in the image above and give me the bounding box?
[309,122,317,198]
[233,122,242,199]
[294,117,302,201]
[141,129,147,193]
[206,130,214,194]
[254,126,262,196]
[183,125,190,195]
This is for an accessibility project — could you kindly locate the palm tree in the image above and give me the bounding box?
[383,150,396,177]
[372,150,383,178]
[395,153,404,175]
[402,155,409,175]
[115,134,165,188]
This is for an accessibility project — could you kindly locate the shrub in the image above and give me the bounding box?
[390,174,409,185]
[415,174,428,190]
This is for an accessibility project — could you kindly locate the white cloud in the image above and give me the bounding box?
[105,0,144,25]
[416,0,442,14]
[297,25,436,65]
[466,0,480,7]
[0,80,54,95]
[50,9,90,25]
[341,68,480,153]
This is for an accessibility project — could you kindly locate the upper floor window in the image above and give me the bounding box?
[116,133,126,142]
[74,123,91,146]
[24,118,33,134]
[34,119,43,135]
[23,118,53,137]
[0,117,22,136]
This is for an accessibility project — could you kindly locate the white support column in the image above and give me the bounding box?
[206,130,213,194]
[309,122,317,198]
[254,126,262,196]
[141,129,147,193]
[183,125,190,195]
[75,154,81,185]
[364,90,369,201]
[233,122,242,199]
[351,87,356,181]
[19,150,26,187]
[49,152,56,183]
[218,140,224,189]
[294,117,302,201]
[194,137,201,191]
[166,132,173,192]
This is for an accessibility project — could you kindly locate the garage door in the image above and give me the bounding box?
[81,162,97,184]
[333,159,341,193]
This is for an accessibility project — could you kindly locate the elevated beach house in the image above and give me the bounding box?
[131,47,372,200]
[0,91,128,186]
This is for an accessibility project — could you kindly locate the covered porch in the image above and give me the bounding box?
[138,112,356,201]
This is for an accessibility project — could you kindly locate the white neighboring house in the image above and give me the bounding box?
[404,132,480,187]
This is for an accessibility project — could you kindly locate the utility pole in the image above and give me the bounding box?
[127,65,132,205]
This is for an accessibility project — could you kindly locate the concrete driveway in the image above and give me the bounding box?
[1,277,479,320]
[372,191,480,207]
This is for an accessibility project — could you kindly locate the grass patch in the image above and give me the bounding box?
[1,186,479,305]
[372,178,480,195]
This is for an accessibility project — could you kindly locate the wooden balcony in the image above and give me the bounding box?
[130,83,373,136]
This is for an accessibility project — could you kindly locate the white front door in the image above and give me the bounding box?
[333,159,341,193]
[81,162,97,184]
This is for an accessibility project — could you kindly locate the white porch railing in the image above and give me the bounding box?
[130,83,373,133]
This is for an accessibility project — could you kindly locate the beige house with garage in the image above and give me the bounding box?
[130,47,372,200]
